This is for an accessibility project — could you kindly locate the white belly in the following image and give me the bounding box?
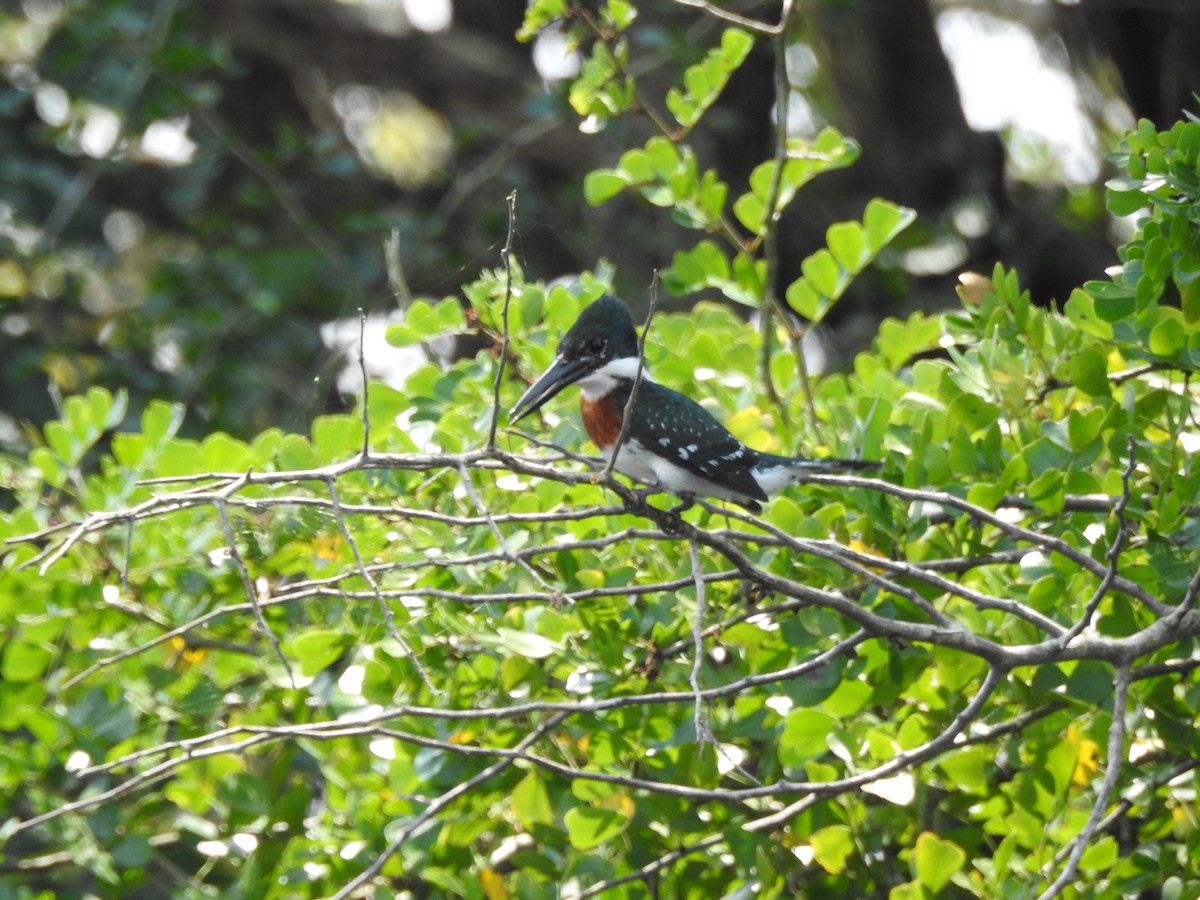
[604,439,755,504]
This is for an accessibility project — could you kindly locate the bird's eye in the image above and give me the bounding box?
[587,336,606,355]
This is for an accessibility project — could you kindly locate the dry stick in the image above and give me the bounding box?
[39,468,1187,692]
[488,191,519,449]
[121,517,134,593]
[325,477,440,697]
[17,450,1183,654]
[344,311,438,695]
[787,472,1170,617]
[214,493,296,689]
[326,712,568,900]
[23,453,1173,628]
[666,0,782,34]
[744,663,1004,832]
[1176,562,1200,619]
[576,834,727,899]
[602,273,660,482]
[455,463,565,600]
[1053,757,1200,869]
[83,634,865,785]
[357,309,371,455]
[688,537,712,746]
[757,0,802,429]
[1058,435,1138,648]
[1036,665,1130,900]
[56,659,1063,844]
[66,563,737,693]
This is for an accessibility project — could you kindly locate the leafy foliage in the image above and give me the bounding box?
[2,3,1200,900]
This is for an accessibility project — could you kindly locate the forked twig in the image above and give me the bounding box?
[603,273,659,482]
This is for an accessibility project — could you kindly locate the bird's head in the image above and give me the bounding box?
[510,294,640,423]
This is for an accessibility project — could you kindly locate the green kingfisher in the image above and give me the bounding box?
[510,295,879,512]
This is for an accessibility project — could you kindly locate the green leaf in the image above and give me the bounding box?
[914,832,966,893]
[1079,835,1118,873]
[827,220,868,271]
[517,0,567,41]
[289,631,348,676]
[564,805,629,849]
[785,198,914,322]
[512,773,554,828]
[800,249,843,298]
[946,394,999,434]
[863,198,916,252]
[1149,314,1185,357]
[603,0,637,31]
[388,297,464,347]
[1067,407,1107,452]
[810,824,854,874]
[489,628,561,659]
[732,192,766,233]
[779,709,835,766]
[1064,289,1114,339]
[1176,260,1200,323]
[1023,436,1074,473]
[584,169,628,205]
[1066,347,1111,396]
[1,642,54,681]
[667,29,753,129]
[937,746,990,795]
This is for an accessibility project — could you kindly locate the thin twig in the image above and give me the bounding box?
[744,664,1004,832]
[666,0,782,34]
[326,712,568,900]
[325,476,440,696]
[357,309,371,455]
[757,0,802,430]
[488,191,519,449]
[1058,435,1138,648]
[1036,665,1130,900]
[688,537,711,746]
[603,273,659,481]
[455,462,565,599]
[213,493,295,688]
[577,834,727,898]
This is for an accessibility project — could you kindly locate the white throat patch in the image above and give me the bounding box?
[575,356,649,400]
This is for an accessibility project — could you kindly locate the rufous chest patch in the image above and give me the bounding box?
[580,394,623,451]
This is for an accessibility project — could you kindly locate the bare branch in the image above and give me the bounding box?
[325,476,439,696]
[666,0,782,34]
[744,663,1004,832]
[577,834,726,898]
[327,713,568,900]
[213,491,295,688]
[689,536,712,746]
[1057,435,1138,648]
[603,272,659,481]
[488,190,519,449]
[1037,665,1130,899]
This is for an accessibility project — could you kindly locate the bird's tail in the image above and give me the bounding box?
[754,454,881,492]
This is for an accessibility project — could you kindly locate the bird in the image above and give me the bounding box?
[509,295,880,512]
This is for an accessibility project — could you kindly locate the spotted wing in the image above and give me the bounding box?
[622,381,768,502]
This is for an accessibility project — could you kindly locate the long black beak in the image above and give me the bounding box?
[510,354,595,423]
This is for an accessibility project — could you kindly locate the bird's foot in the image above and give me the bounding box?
[622,486,656,514]
[621,486,688,533]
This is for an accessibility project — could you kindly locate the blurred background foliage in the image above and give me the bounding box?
[0,0,1197,441]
